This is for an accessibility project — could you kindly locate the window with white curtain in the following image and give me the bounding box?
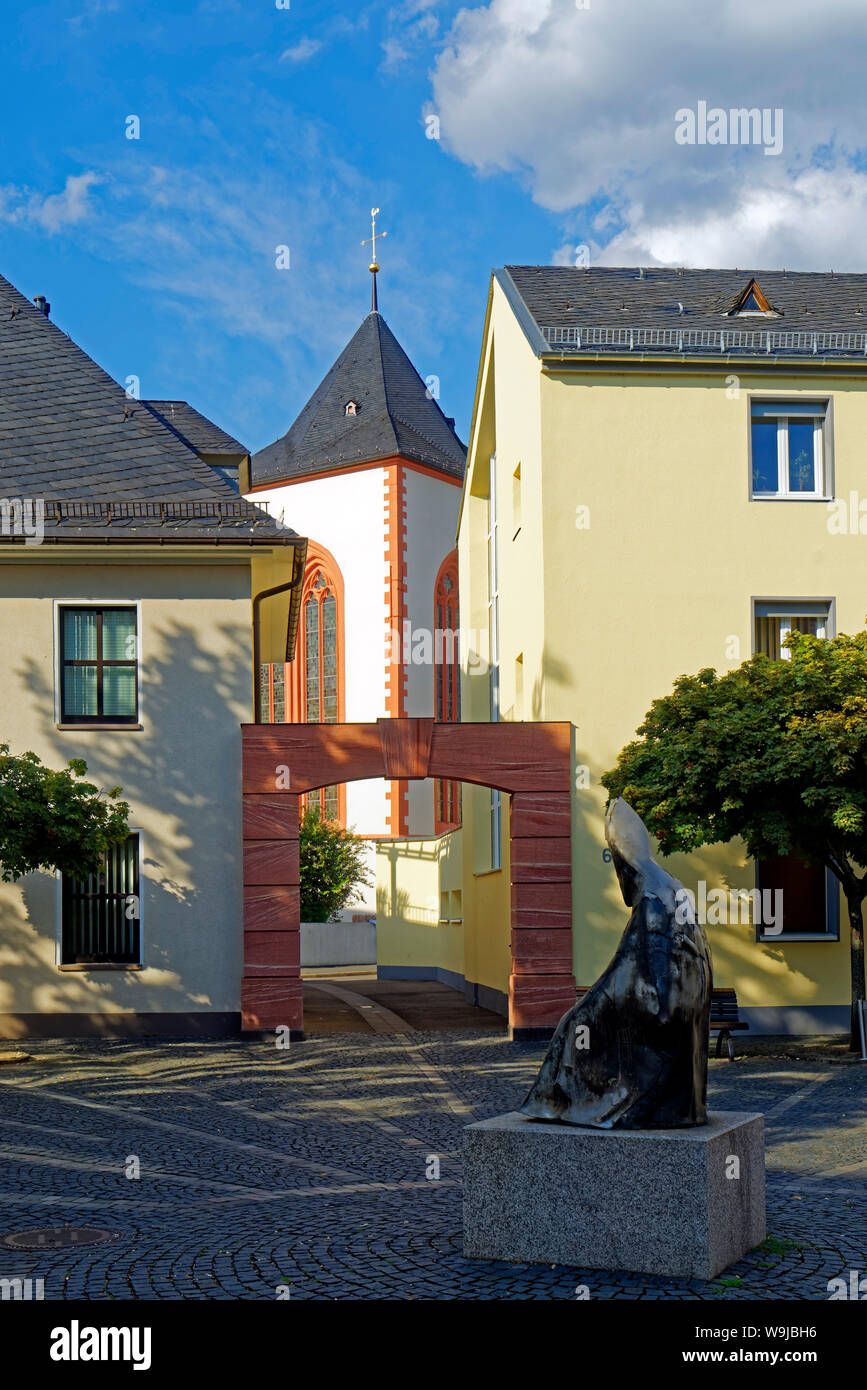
[753,600,830,661]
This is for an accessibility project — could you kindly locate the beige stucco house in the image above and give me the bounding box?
[0,274,304,1037]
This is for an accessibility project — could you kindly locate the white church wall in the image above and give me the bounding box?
[248,465,460,845]
[248,468,390,836]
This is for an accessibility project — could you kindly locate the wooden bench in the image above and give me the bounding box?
[574,985,749,1061]
[710,987,749,1060]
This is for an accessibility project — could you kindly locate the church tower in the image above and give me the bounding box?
[247,239,465,911]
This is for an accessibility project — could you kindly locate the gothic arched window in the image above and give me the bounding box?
[304,570,339,725]
[298,546,345,824]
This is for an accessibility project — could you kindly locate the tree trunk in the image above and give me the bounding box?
[846,893,866,1052]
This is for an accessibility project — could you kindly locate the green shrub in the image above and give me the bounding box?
[299,806,371,923]
[0,744,129,882]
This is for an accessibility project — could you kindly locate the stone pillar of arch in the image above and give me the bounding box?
[240,718,576,1039]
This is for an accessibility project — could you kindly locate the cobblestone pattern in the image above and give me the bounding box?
[0,1034,864,1300]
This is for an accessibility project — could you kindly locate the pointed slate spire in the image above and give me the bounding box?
[252,312,466,485]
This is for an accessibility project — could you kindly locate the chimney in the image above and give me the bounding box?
[33,296,50,317]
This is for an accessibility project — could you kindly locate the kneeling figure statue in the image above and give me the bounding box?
[521,798,711,1129]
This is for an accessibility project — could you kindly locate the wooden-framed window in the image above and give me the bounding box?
[61,833,141,966]
[728,279,777,317]
[750,400,829,499]
[434,551,461,832]
[59,606,138,724]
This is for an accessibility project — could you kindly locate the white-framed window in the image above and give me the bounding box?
[58,832,143,967]
[750,400,829,499]
[753,599,831,660]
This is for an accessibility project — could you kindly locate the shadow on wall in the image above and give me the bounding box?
[376,881,413,925]
[377,838,438,929]
[529,646,574,722]
[0,617,251,1029]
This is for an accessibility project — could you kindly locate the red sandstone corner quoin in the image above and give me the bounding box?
[240,718,576,1037]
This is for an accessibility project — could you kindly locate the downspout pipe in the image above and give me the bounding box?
[252,541,306,721]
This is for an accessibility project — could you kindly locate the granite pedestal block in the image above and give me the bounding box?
[463,1110,765,1280]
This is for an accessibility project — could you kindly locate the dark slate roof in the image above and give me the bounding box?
[502,266,867,359]
[0,273,292,544]
[144,400,248,457]
[252,311,466,485]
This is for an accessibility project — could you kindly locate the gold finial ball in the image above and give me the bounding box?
[369,261,379,273]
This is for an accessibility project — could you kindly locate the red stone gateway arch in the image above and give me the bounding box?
[240,718,576,1039]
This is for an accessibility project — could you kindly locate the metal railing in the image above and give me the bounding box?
[37,498,274,525]
[541,324,867,356]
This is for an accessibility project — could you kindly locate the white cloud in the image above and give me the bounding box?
[381,0,441,68]
[0,172,103,234]
[431,0,867,267]
[381,37,412,68]
[280,38,323,63]
[596,167,867,271]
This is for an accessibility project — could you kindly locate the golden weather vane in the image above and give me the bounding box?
[361,207,387,311]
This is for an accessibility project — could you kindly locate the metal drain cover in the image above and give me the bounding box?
[0,1226,120,1251]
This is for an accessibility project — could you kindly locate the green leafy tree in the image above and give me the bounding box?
[299,806,371,923]
[603,629,867,1048]
[0,744,130,882]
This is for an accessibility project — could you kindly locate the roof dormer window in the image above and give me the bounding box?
[726,278,781,318]
[344,401,358,417]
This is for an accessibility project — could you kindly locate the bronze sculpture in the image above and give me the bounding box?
[520,798,712,1129]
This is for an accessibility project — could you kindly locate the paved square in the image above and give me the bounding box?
[0,1021,864,1300]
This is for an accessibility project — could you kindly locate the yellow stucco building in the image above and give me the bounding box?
[378,266,867,1034]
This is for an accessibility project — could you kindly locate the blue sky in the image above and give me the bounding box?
[1,0,864,452]
[0,0,564,451]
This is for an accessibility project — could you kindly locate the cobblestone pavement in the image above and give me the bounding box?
[0,1028,864,1300]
